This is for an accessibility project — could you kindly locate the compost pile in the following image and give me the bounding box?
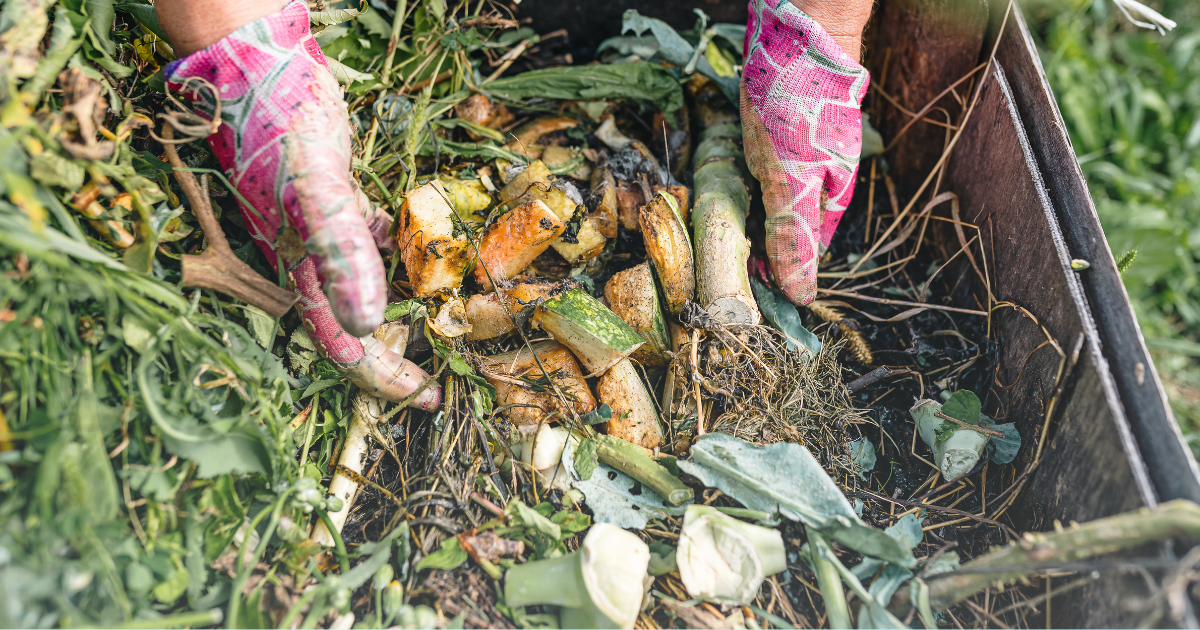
[0,1,1140,629]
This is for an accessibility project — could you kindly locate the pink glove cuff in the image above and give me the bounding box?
[742,0,870,304]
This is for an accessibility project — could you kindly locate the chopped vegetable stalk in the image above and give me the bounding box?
[604,263,670,366]
[310,394,379,548]
[588,165,620,238]
[474,199,565,291]
[534,288,645,374]
[480,340,597,435]
[677,505,786,604]
[398,181,472,297]
[466,281,567,341]
[911,396,992,480]
[594,434,690,504]
[517,179,582,220]
[691,92,761,325]
[597,359,665,449]
[504,523,650,629]
[640,191,695,316]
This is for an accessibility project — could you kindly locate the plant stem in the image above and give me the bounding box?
[277,588,321,630]
[228,492,290,629]
[504,552,587,609]
[380,0,408,84]
[595,434,693,506]
[808,532,850,629]
[117,608,223,629]
[315,506,351,575]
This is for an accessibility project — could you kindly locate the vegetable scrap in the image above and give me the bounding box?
[1,1,1195,629]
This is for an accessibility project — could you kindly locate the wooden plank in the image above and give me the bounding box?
[988,2,1200,506]
[866,0,989,194]
[944,61,1160,627]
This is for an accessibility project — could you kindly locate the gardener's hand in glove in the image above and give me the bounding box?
[157,0,441,408]
[742,0,873,305]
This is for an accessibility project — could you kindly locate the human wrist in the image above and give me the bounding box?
[786,0,873,61]
[156,0,289,57]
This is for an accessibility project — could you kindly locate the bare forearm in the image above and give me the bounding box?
[788,0,875,60]
[155,0,288,57]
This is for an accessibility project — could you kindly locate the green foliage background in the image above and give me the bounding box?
[1026,0,1200,450]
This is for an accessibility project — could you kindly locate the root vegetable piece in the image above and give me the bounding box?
[464,281,565,341]
[552,219,607,265]
[691,94,761,325]
[480,341,597,434]
[598,358,664,449]
[640,191,695,317]
[474,199,565,291]
[534,288,644,373]
[397,181,471,297]
[465,293,513,341]
[455,94,514,138]
[616,184,645,230]
[500,160,552,203]
[588,166,619,238]
[604,263,669,366]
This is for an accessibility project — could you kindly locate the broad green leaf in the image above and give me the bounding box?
[620,9,693,66]
[941,390,981,424]
[415,538,467,572]
[550,509,591,534]
[162,425,272,478]
[573,437,599,480]
[980,416,1022,465]
[242,305,276,348]
[678,433,914,567]
[505,499,561,541]
[152,566,188,604]
[579,403,613,426]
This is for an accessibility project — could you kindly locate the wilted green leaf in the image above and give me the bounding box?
[750,278,822,357]
[486,62,685,117]
[849,437,876,479]
[678,433,914,567]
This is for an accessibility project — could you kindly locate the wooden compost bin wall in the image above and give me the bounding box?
[515,0,1200,625]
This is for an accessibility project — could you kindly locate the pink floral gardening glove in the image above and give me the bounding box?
[165,0,440,409]
[742,0,870,305]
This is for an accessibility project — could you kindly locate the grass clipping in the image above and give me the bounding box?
[699,322,866,453]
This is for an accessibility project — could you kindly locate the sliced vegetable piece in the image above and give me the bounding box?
[552,218,607,265]
[455,94,514,139]
[640,191,695,316]
[474,199,565,291]
[588,165,620,238]
[504,523,650,629]
[677,505,786,603]
[534,288,644,373]
[479,340,597,434]
[597,358,664,449]
[397,181,472,298]
[604,262,670,366]
[500,160,553,203]
[464,281,565,341]
[506,117,581,159]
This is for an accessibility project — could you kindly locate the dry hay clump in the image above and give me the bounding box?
[700,324,869,466]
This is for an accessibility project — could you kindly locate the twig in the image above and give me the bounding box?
[160,125,297,318]
[817,288,987,316]
[935,411,1005,438]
